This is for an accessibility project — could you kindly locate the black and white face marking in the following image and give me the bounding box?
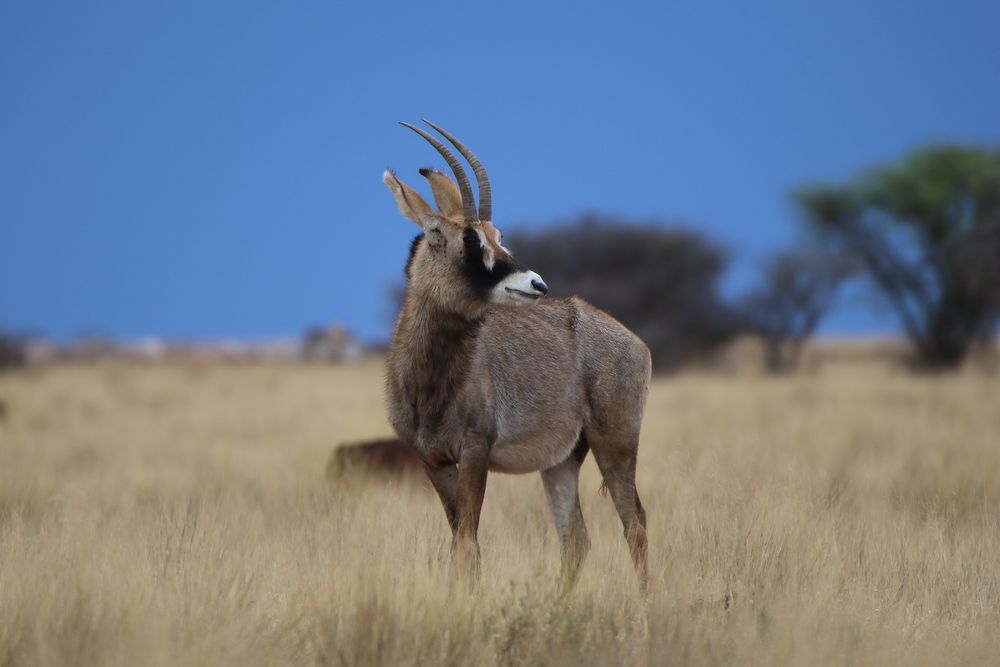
[492,269,548,304]
[461,226,547,305]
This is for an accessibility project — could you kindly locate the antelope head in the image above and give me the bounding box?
[384,120,548,313]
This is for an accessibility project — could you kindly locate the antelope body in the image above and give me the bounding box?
[383,121,651,588]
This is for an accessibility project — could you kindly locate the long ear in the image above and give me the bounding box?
[383,169,436,228]
[419,168,464,219]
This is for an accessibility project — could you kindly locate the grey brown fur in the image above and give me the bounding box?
[382,122,651,589]
[327,437,426,486]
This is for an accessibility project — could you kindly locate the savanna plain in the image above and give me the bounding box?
[1,355,998,666]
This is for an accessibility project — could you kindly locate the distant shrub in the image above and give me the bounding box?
[0,333,28,370]
[739,248,854,373]
[506,215,741,371]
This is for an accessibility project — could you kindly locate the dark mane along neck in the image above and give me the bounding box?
[392,294,483,431]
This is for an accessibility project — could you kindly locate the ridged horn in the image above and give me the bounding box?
[399,122,477,223]
[422,119,492,223]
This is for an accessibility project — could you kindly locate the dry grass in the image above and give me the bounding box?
[1,358,998,666]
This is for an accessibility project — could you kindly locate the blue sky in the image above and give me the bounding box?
[2,1,998,342]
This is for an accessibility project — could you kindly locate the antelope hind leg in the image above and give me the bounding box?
[589,438,648,595]
[541,442,591,588]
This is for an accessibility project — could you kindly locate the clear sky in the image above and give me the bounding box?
[2,1,998,342]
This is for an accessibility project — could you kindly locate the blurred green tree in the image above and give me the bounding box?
[796,145,1000,368]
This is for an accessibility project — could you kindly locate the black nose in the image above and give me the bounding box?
[531,278,549,295]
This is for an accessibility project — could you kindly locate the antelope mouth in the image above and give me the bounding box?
[505,287,542,300]
[494,271,547,305]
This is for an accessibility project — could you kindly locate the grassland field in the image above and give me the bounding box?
[0,357,998,666]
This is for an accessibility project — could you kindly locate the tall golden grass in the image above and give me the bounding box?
[1,358,998,666]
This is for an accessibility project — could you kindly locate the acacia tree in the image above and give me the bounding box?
[796,145,1000,368]
[740,248,853,373]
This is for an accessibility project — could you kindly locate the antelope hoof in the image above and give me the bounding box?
[451,538,481,582]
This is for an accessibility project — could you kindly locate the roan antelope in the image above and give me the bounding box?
[326,437,426,486]
[383,120,651,590]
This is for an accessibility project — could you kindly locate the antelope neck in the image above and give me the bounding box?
[397,295,483,428]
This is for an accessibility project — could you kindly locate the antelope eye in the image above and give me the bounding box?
[462,227,482,250]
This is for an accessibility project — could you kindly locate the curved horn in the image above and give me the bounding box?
[423,119,492,223]
[399,122,477,223]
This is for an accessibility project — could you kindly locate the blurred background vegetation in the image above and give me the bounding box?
[3,144,999,375]
[474,145,998,373]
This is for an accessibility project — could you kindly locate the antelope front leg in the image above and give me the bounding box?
[423,463,459,534]
[453,440,490,581]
